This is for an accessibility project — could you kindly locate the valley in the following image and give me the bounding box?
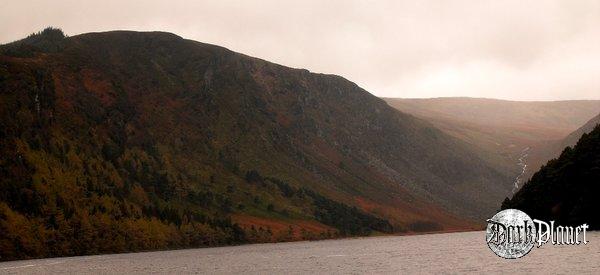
[1,28,598,261]
[384,97,600,189]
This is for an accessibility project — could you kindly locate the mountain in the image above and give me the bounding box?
[501,124,600,229]
[384,97,600,190]
[1,28,508,260]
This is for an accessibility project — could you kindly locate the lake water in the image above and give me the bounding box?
[1,231,599,274]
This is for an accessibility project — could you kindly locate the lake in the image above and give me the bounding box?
[1,231,599,274]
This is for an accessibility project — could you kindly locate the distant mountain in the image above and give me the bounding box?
[0,29,509,260]
[502,124,600,229]
[384,97,600,188]
[383,98,600,138]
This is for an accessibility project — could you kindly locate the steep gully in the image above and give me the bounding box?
[512,147,530,193]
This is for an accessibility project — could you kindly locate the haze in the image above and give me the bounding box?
[2,0,599,101]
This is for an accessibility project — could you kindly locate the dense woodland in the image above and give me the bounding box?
[502,124,600,229]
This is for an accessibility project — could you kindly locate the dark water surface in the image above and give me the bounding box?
[1,231,599,274]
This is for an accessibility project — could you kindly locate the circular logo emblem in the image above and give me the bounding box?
[486,209,536,259]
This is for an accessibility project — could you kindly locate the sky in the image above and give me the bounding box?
[2,0,599,101]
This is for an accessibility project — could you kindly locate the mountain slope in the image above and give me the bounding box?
[501,124,600,229]
[561,112,600,149]
[528,112,600,179]
[1,29,508,259]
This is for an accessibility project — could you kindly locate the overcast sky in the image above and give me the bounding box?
[2,0,599,100]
